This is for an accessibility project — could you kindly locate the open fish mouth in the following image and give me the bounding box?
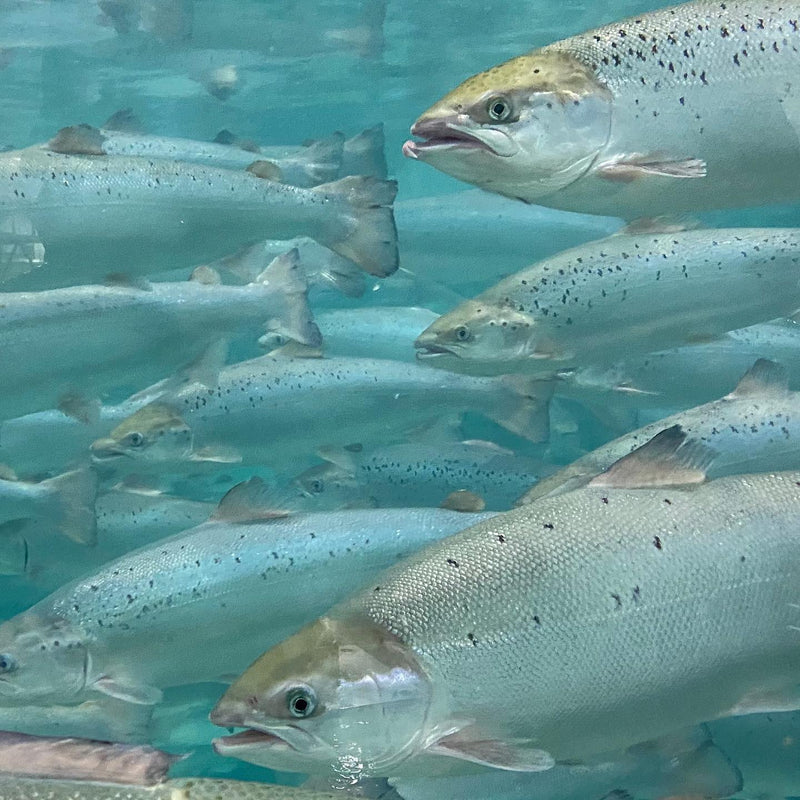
[403,119,497,159]
[415,343,457,359]
[212,728,293,755]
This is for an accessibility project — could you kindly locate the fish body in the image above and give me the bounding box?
[415,229,800,375]
[311,307,439,361]
[0,251,318,420]
[211,456,800,776]
[0,507,493,713]
[48,126,344,188]
[90,356,551,469]
[405,0,800,217]
[0,777,353,800]
[568,317,800,409]
[520,359,800,502]
[0,147,397,282]
[293,441,549,511]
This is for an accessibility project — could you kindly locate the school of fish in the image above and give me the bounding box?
[0,0,799,799]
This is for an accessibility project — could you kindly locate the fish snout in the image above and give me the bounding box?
[209,698,248,729]
[89,437,125,461]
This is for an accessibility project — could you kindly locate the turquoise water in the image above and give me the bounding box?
[0,1,799,798]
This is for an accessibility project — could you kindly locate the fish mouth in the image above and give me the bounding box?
[89,440,126,462]
[213,728,291,751]
[403,118,498,160]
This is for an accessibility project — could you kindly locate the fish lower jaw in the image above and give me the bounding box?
[414,344,457,359]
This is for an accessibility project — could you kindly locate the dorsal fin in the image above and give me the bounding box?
[316,444,360,473]
[47,124,107,156]
[103,273,152,290]
[728,358,788,397]
[102,108,144,133]
[210,477,293,523]
[246,160,283,181]
[213,129,236,145]
[57,393,100,424]
[589,426,714,489]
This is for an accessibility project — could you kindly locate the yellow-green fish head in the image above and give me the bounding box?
[211,615,433,777]
[404,50,612,200]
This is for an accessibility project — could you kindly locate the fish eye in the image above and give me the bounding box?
[0,654,17,674]
[125,432,145,447]
[455,325,471,342]
[486,95,512,122]
[286,685,317,718]
[310,479,324,494]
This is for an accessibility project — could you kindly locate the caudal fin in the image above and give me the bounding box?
[292,133,345,186]
[490,377,554,443]
[256,248,322,347]
[340,124,387,179]
[313,176,398,277]
[42,467,98,545]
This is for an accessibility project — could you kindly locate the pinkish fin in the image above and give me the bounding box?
[428,724,554,772]
[57,393,100,425]
[596,154,706,182]
[210,477,294,523]
[190,265,222,285]
[589,426,714,489]
[92,676,163,706]
[727,358,788,398]
[47,124,107,156]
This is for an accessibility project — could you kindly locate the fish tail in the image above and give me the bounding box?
[294,132,345,184]
[312,175,399,277]
[491,376,555,443]
[256,248,322,347]
[42,468,98,546]
[341,123,388,179]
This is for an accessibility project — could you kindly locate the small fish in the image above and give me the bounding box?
[0,250,319,421]
[519,359,800,503]
[404,0,800,217]
[0,776,356,800]
[49,118,345,188]
[0,145,398,283]
[292,440,550,511]
[0,731,177,785]
[90,356,552,471]
[0,494,493,717]
[211,430,800,777]
[415,229,800,376]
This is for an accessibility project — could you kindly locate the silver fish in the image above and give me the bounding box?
[211,430,800,777]
[0,250,319,421]
[48,124,344,188]
[415,229,800,376]
[519,358,800,503]
[293,440,549,512]
[404,0,800,217]
[0,146,397,283]
[0,493,493,717]
[89,356,551,470]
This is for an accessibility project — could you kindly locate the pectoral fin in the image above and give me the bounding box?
[92,677,163,706]
[427,724,554,772]
[596,154,707,182]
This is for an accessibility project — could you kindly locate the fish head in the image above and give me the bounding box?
[415,300,542,371]
[291,463,362,509]
[404,51,612,200]
[211,615,433,777]
[0,614,89,704]
[90,403,193,464]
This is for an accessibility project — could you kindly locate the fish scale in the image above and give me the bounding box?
[340,471,800,762]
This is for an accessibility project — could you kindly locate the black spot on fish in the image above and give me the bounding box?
[467,632,478,646]
[543,522,554,530]
[654,536,663,550]
[446,558,460,568]
[611,593,623,609]
[497,534,506,543]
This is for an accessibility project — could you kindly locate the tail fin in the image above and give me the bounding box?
[313,176,398,277]
[256,249,322,347]
[291,133,345,186]
[490,377,554,443]
[42,468,98,545]
[340,124,387,179]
